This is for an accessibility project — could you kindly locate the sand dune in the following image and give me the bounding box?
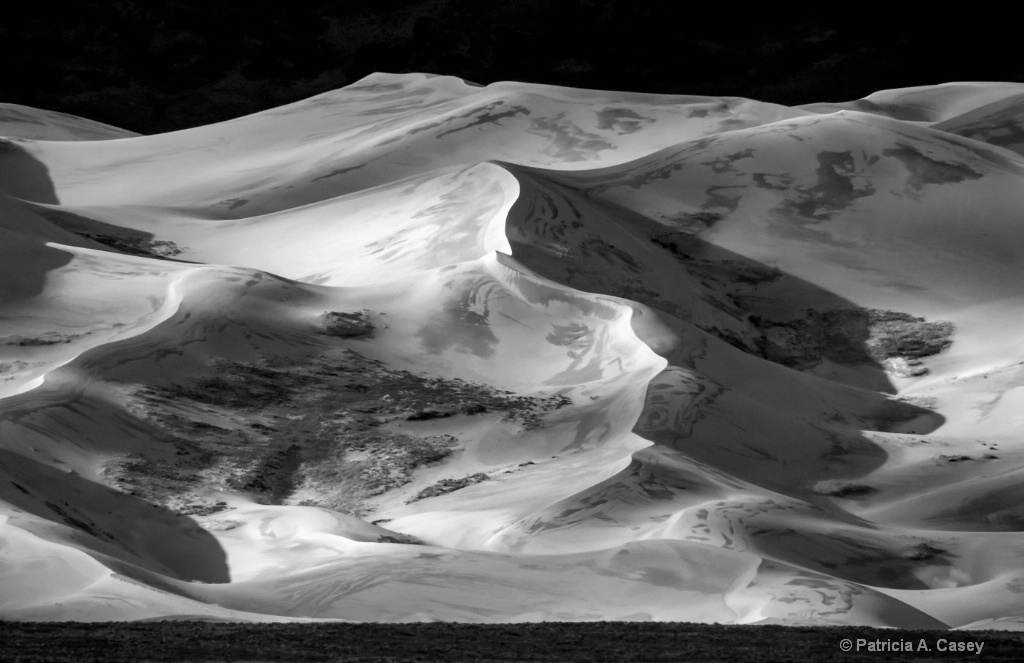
[2,73,1024,628]
[0,103,138,142]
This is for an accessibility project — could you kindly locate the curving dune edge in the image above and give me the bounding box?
[3,74,1024,628]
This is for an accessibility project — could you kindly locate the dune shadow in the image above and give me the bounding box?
[502,166,952,408]
[0,144,71,306]
[0,198,192,312]
[0,139,59,204]
[493,166,957,589]
[25,203,189,260]
[0,234,74,307]
[0,448,230,585]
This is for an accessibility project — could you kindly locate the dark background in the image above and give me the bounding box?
[2,1,1020,135]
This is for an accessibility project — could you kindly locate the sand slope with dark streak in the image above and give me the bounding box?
[2,74,1023,629]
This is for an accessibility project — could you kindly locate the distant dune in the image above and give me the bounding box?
[3,73,1024,629]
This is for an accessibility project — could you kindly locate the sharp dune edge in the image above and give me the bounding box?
[3,73,1024,629]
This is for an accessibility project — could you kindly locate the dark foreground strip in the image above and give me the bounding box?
[0,621,1022,662]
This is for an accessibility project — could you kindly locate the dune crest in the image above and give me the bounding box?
[2,74,1023,628]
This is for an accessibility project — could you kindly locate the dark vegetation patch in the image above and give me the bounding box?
[1,621,1019,662]
[940,454,974,463]
[376,532,426,545]
[295,432,458,516]
[648,234,954,376]
[28,205,183,258]
[232,444,303,503]
[151,362,296,410]
[902,542,949,561]
[101,435,217,513]
[406,409,454,421]
[117,349,571,517]
[321,310,375,338]
[865,310,956,360]
[176,501,229,517]
[812,480,876,498]
[753,308,954,372]
[79,235,182,258]
[0,332,78,346]
[410,472,490,503]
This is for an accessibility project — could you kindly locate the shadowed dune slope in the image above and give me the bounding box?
[2,74,1024,629]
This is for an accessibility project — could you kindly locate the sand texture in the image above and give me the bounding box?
[3,74,1024,628]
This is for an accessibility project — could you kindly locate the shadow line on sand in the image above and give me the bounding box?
[0,448,230,585]
[492,162,953,592]
[0,139,59,204]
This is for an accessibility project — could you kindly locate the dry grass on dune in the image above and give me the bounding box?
[110,332,572,519]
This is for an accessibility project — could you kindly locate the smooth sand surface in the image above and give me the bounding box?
[2,74,1024,627]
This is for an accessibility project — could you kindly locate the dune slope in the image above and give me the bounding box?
[2,74,1024,628]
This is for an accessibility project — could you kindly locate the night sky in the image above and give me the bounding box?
[2,2,1021,135]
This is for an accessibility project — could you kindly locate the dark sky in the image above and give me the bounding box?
[2,2,1021,135]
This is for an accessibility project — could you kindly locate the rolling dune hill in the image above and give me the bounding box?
[3,73,1024,629]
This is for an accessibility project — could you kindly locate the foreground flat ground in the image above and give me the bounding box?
[1,621,1022,662]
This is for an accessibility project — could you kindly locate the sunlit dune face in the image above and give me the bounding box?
[2,75,1024,628]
